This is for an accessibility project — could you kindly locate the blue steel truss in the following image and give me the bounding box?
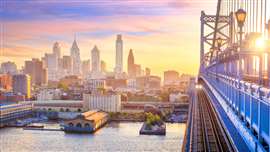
[199,0,270,151]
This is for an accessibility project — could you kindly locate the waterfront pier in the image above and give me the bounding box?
[63,109,109,133]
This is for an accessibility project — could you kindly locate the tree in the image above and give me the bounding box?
[58,83,68,91]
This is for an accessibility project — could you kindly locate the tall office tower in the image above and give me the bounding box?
[0,61,17,75]
[101,60,106,73]
[62,56,73,75]
[53,42,61,59]
[91,45,100,74]
[12,74,31,99]
[127,49,136,78]
[44,53,58,81]
[0,74,12,91]
[70,39,81,75]
[24,58,48,86]
[134,64,141,77]
[114,34,123,74]
[145,67,151,76]
[82,60,91,78]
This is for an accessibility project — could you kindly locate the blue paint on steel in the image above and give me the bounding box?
[202,79,250,152]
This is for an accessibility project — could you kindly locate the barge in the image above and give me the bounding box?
[62,109,108,133]
[139,122,166,135]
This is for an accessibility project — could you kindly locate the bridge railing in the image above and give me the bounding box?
[201,71,270,149]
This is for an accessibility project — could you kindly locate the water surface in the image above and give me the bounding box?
[0,122,186,152]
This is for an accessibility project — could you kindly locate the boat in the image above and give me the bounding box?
[24,125,44,129]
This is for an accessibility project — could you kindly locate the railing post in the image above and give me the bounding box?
[268,52,270,87]
[259,54,263,85]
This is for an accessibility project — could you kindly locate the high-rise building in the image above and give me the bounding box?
[114,34,123,74]
[70,39,81,75]
[82,60,91,78]
[134,64,141,77]
[145,67,151,76]
[0,61,17,75]
[127,49,135,78]
[62,55,73,75]
[101,60,106,73]
[91,45,100,74]
[53,42,61,59]
[0,74,12,91]
[164,70,179,85]
[44,53,58,81]
[24,58,48,86]
[12,74,31,99]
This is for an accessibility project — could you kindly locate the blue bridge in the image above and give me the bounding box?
[184,0,270,151]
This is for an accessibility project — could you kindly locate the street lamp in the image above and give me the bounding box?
[235,9,246,113]
[235,9,247,46]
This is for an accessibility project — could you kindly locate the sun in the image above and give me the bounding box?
[255,37,265,50]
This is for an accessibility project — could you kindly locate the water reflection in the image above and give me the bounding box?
[0,122,186,152]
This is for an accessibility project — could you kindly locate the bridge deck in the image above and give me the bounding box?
[189,87,236,151]
[202,80,250,152]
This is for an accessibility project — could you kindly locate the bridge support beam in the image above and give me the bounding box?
[268,52,270,87]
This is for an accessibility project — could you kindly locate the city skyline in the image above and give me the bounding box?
[1,35,194,78]
[0,0,218,76]
[1,1,270,152]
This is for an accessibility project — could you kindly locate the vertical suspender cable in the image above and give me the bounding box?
[256,0,258,32]
[260,0,264,35]
[253,0,255,32]
[264,0,267,36]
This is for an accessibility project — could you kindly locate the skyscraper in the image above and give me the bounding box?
[101,60,106,73]
[134,64,141,77]
[70,39,81,75]
[44,53,58,81]
[91,45,100,74]
[12,74,31,99]
[114,34,123,74]
[0,61,17,75]
[82,60,91,78]
[145,67,151,76]
[128,49,135,78]
[53,42,61,59]
[62,55,73,75]
[24,58,48,86]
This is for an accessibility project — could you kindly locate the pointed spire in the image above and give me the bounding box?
[129,49,133,56]
[92,45,99,52]
[72,38,78,49]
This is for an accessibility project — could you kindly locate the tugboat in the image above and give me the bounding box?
[63,109,108,133]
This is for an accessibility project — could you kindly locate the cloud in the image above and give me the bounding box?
[2,45,44,58]
[1,0,208,21]
[1,0,217,75]
[3,15,169,45]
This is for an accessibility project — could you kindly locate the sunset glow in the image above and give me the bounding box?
[1,0,216,76]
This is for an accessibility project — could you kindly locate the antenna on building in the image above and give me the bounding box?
[74,33,76,41]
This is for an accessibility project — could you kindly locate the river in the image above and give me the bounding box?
[0,122,186,152]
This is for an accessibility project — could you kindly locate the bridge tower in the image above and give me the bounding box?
[200,11,233,72]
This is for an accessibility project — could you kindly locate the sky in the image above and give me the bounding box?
[0,0,216,76]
